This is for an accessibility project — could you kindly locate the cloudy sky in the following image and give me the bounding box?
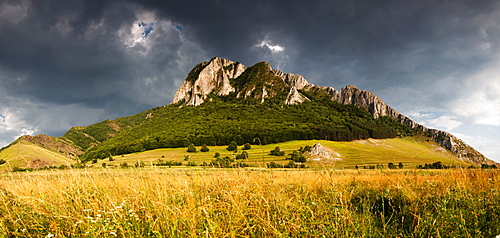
[1,0,499,162]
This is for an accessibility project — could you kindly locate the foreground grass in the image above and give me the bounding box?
[0,169,499,237]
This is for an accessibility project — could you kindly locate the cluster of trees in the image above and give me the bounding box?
[153,159,183,166]
[417,162,448,169]
[267,161,307,168]
[269,146,285,156]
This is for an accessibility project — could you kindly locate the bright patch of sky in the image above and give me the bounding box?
[138,22,155,37]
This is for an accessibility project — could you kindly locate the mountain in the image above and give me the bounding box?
[0,57,495,168]
[171,57,492,166]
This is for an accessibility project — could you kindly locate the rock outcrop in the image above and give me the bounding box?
[305,143,342,161]
[173,57,246,106]
[173,57,311,105]
[172,57,494,166]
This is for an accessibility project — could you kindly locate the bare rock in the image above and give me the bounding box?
[305,143,342,161]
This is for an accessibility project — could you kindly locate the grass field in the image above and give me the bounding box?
[97,136,470,169]
[0,140,73,170]
[0,168,499,237]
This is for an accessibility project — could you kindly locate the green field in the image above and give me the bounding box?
[96,136,469,169]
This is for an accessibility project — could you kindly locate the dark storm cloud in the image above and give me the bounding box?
[134,0,499,89]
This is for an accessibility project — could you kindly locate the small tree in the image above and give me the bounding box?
[214,152,220,158]
[242,143,251,150]
[187,144,197,152]
[226,141,238,151]
[398,162,404,169]
[270,146,285,156]
[236,151,249,160]
[184,155,190,161]
[200,144,210,152]
[388,163,396,169]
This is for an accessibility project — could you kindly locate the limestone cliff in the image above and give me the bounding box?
[173,57,246,106]
[173,57,310,105]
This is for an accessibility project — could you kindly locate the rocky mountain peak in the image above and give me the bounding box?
[172,58,311,105]
[172,57,246,106]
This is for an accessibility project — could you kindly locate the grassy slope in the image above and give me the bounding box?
[95,136,470,169]
[0,140,74,171]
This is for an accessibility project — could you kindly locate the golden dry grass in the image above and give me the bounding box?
[0,168,499,237]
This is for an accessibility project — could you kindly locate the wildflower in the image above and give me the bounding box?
[46,234,55,238]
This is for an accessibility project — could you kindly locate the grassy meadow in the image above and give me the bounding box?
[98,137,469,169]
[0,168,499,237]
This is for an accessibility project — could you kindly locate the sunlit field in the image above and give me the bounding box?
[1,168,499,237]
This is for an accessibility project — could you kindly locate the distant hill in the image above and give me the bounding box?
[0,57,495,168]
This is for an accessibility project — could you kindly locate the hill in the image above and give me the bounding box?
[0,57,495,168]
[0,139,74,171]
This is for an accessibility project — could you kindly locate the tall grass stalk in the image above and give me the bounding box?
[0,168,499,237]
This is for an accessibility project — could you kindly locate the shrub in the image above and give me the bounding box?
[270,146,285,156]
[242,143,251,150]
[200,144,210,152]
[187,144,197,152]
[226,141,238,151]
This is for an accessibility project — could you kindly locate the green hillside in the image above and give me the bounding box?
[0,140,74,171]
[80,98,413,162]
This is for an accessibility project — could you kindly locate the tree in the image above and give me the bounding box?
[270,146,285,156]
[398,162,404,169]
[388,162,396,169]
[236,151,249,160]
[187,143,197,152]
[242,143,251,150]
[226,141,238,151]
[200,144,210,152]
[214,152,220,158]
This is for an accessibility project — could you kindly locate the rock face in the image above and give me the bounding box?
[305,143,342,161]
[173,57,246,106]
[173,57,311,105]
[172,57,494,166]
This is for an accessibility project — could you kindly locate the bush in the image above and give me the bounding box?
[270,146,285,156]
[235,151,249,160]
[226,141,238,151]
[242,143,251,150]
[200,144,210,152]
[187,144,197,152]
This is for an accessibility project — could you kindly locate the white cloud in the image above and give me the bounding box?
[408,112,462,131]
[256,40,284,53]
[450,65,500,126]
